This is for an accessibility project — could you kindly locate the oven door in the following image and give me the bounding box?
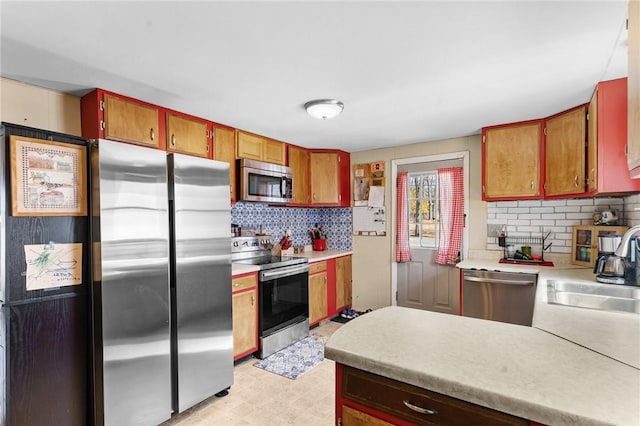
[259,264,309,337]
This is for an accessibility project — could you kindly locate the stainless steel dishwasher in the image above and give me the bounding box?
[462,269,538,326]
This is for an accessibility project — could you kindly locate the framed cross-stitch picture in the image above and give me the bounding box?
[10,135,87,216]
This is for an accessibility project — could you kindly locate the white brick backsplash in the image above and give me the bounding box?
[566,199,595,206]
[484,196,640,253]
[508,207,530,213]
[517,200,542,207]
[555,206,582,213]
[530,219,556,226]
[544,200,567,206]
[566,212,593,220]
[519,213,541,220]
[530,207,554,213]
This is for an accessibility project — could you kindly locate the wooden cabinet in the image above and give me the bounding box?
[232,273,258,360]
[544,105,587,197]
[309,261,328,325]
[309,150,351,206]
[588,78,640,193]
[337,364,529,426]
[213,126,237,201]
[81,90,163,149]
[288,145,310,205]
[236,130,286,165]
[571,225,628,267]
[482,120,543,200]
[629,0,640,177]
[335,255,352,312]
[166,112,211,158]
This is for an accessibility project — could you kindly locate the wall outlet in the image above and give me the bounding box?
[487,224,505,237]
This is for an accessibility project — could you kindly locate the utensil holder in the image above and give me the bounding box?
[312,239,327,251]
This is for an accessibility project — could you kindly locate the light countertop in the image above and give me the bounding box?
[231,249,352,275]
[325,306,640,426]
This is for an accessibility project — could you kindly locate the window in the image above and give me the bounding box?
[408,172,438,248]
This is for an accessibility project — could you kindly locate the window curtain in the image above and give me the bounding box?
[395,171,412,262]
[436,167,464,265]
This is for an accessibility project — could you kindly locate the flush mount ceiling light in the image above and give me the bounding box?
[304,99,344,120]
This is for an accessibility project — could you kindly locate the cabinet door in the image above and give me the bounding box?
[342,405,393,426]
[309,272,328,324]
[103,93,160,147]
[166,113,210,158]
[335,255,352,310]
[545,106,586,197]
[310,152,339,204]
[232,288,258,359]
[237,130,264,161]
[213,126,237,201]
[482,121,542,200]
[629,0,640,176]
[587,89,598,192]
[263,138,286,165]
[288,145,309,204]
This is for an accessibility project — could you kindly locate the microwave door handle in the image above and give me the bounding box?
[281,177,286,197]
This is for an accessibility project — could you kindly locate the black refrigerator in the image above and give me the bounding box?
[0,123,89,426]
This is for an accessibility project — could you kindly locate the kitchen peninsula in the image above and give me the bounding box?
[325,306,640,425]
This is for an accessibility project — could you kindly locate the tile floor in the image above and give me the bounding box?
[162,320,343,426]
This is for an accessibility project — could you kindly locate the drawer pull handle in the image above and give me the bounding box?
[402,400,437,415]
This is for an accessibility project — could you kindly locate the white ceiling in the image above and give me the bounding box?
[0,1,630,152]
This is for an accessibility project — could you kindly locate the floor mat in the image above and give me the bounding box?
[253,336,324,380]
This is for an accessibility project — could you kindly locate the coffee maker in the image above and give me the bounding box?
[609,225,640,286]
[622,236,639,286]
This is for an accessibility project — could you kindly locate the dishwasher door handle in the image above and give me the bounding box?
[464,276,535,286]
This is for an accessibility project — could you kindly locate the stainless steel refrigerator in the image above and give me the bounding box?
[90,139,233,426]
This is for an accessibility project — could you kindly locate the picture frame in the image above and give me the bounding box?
[10,135,87,216]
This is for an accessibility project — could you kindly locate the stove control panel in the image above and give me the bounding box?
[231,236,273,252]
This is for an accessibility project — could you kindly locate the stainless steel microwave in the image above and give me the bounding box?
[238,159,293,203]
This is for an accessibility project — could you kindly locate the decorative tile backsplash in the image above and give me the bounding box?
[231,202,352,251]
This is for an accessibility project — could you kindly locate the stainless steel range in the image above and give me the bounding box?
[232,236,309,358]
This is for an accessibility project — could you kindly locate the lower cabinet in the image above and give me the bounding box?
[309,255,353,326]
[232,272,258,360]
[337,364,530,426]
[335,255,352,312]
[309,261,328,325]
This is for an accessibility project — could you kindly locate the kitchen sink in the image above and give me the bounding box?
[547,280,640,314]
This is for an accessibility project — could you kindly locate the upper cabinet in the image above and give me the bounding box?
[544,105,586,198]
[81,90,162,149]
[628,0,640,177]
[236,130,286,165]
[213,126,237,202]
[482,120,542,200]
[166,112,211,158]
[309,150,351,206]
[288,145,310,205]
[483,78,639,201]
[588,78,640,193]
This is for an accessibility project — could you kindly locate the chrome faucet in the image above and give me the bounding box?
[614,224,640,258]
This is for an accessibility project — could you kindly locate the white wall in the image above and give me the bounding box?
[0,77,81,136]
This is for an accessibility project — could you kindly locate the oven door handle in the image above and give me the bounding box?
[260,264,309,281]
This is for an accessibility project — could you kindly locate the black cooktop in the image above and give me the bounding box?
[233,255,308,270]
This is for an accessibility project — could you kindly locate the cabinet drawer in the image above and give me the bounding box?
[309,261,327,274]
[342,366,528,426]
[232,274,257,292]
